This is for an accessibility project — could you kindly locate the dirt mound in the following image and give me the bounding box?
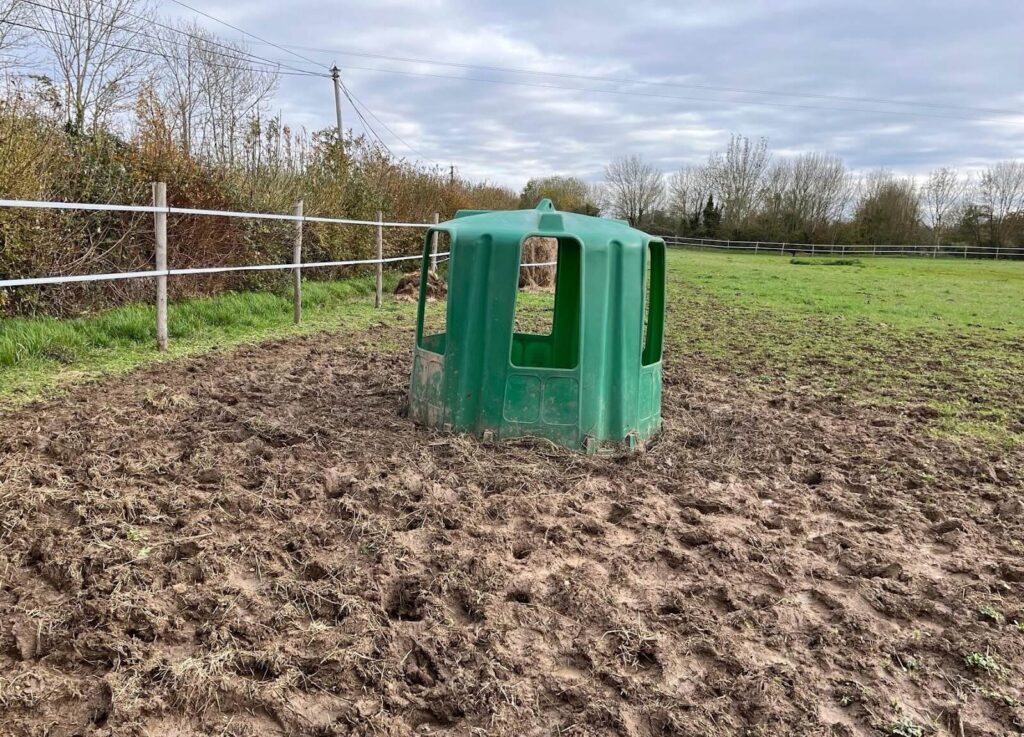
[0,324,1022,736]
[394,270,447,301]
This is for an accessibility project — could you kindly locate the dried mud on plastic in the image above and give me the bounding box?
[1,327,1022,737]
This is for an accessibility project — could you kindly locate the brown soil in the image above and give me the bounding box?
[1,327,1022,736]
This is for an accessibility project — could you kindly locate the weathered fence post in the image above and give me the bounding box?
[153,182,168,352]
[754,241,760,254]
[292,200,303,324]
[375,210,384,308]
[430,212,439,271]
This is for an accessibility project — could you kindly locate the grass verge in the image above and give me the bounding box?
[0,273,410,406]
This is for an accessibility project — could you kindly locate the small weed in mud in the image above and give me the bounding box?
[980,688,1019,708]
[886,717,925,737]
[892,653,922,672]
[964,651,1004,677]
[978,606,1005,625]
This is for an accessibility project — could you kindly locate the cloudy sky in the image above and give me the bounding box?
[166,0,1024,189]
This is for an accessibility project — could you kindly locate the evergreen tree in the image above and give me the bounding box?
[701,195,722,237]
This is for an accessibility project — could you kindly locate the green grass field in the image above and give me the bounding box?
[664,250,1024,444]
[2,251,1022,444]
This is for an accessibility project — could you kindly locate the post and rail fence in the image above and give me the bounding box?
[0,187,447,351]
[0,187,558,352]
[662,235,1024,260]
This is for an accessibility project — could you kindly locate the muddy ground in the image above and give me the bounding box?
[1,322,1022,736]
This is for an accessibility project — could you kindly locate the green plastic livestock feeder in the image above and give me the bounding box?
[409,199,666,453]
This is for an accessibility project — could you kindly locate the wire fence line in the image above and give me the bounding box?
[663,235,1024,260]
[0,253,445,289]
[0,192,446,352]
[0,192,562,351]
[0,198,433,228]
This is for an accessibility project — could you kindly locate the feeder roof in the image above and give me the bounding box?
[447,198,656,243]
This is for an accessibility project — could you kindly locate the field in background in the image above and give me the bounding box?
[663,250,1024,444]
[3,250,1022,444]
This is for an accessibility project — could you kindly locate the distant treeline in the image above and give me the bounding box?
[591,137,1024,251]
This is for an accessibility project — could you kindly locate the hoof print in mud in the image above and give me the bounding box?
[387,576,429,621]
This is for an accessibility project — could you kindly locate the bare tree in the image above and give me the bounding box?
[854,170,922,245]
[30,0,154,131]
[0,0,27,74]
[153,20,278,165]
[922,168,966,245]
[194,36,277,166]
[155,19,209,156]
[979,161,1024,246]
[706,134,770,227]
[604,154,664,227]
[667,164,712,226]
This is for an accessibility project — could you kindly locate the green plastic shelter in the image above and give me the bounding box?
[409,199,666,453]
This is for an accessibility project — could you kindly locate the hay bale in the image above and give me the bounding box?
[519,237,557,290]
[394,270,447,302]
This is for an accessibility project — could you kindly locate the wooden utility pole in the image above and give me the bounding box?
[331,65,344,156]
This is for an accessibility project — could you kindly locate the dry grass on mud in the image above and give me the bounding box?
[0,321,1023,737]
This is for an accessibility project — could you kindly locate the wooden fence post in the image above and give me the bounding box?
[292,200,303,324]
[375,210,383,308]
[153,182,168,352]
[430,212,439,271]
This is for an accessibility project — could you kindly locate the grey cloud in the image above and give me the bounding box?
[169,0,1024,188]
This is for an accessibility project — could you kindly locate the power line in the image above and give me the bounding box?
[243,42,1024,119]
[3,18,320,77]
[333,62,1012,124]
[24,0,326,77]
[341,82,440,165]
[160,0,450,164]
[167,0,325,69]
[9,3,445,164]
[339,83,393,156]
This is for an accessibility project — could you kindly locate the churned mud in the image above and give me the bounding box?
[1,324,1022,736]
